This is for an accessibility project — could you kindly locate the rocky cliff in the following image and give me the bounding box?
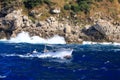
[0,0,120,43]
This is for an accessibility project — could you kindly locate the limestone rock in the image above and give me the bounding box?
[83,19,120,42]
[51,8,61,14]
[29,10,42,19]
[38,21,46,27]
[64,24,71,34]
[23,16,29,21]
[93,19,120,35]
[5,9,23,29]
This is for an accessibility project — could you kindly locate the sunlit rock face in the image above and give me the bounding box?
[93,19,120,42]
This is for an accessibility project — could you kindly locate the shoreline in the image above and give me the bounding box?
[0,10,120,43]
[0,31,120,45]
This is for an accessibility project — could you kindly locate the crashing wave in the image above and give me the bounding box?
[0,31,66,44]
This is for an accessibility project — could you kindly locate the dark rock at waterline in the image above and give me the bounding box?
[0,30,6,39]
[0,29,12,39]
[82,26,107,42]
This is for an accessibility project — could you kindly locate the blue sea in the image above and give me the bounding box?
[0,42,120,80]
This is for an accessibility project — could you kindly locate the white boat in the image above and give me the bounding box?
[27,46,73,59]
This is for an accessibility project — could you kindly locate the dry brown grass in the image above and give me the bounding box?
[22,0,120,22]
[90,0,120,20]
[51,0,66,7]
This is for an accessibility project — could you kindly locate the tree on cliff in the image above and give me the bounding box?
[23,0,51,9]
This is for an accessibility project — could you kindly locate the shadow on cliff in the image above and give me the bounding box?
[0,28,13,39]
[82,26,107,42]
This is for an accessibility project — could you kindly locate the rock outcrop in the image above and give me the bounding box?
[93,19,120,42]
[1,9,120,43]
[82,25,106,42]
[82,19,120,42]
[0,9,83,43]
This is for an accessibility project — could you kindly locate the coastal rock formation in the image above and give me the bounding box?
[0,9,83,43]
[82,19,120,42]
[93,19,120,42]
[5,9,23,29]
[82,25,106,42]
[1,9,120,43]
[94,19,114,35]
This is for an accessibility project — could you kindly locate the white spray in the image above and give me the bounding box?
[0,31,66,44]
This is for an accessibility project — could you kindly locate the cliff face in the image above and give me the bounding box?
[0,9,83,43]
[0,0,120,43]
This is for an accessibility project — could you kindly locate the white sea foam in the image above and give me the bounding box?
[82,41,98,44]
[82,41,120,45]
[0,75,6,78]
[37,49,73,59]
[0,31,66,44]
[1,49,73,59]
[112,42,120,45]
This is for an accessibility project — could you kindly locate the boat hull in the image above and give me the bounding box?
[27,49,73,59]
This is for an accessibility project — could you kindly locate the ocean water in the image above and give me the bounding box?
[0,43,120,80]
[0,32,120,80]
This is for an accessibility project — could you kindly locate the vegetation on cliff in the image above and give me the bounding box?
[23,0,52,9]
[1,0,120,21]
[0,0,120,22]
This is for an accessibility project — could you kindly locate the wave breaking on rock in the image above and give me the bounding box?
[0,32,66,44]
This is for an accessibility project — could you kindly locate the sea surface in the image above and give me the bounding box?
[0,42,120,80]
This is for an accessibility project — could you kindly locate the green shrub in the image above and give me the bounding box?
[23,0,51,9]
[109,0,114,2]
[64,4,71,10]
[23,0,43,9]
[71,4,80,12]
[1,0,18,6]
[70,0,92,13]
[78,1,91,13]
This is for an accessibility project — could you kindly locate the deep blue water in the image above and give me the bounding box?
[0,42,120,80]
